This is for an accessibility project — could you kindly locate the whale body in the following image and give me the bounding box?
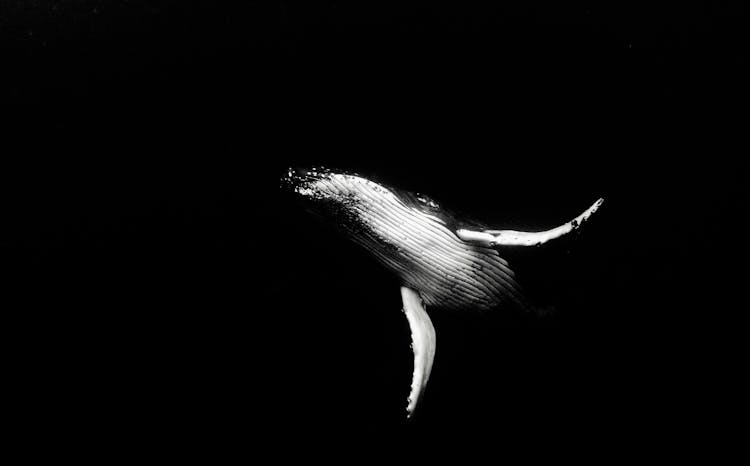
[282,167,603,416]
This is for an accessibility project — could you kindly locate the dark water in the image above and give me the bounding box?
[4,1,746,459]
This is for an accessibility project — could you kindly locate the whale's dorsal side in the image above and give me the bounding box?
[401,286,436,417]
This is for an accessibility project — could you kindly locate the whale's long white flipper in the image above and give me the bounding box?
[401,286,436,418]
[456,198,604,247]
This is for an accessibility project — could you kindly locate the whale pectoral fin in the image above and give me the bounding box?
[456,198,604,247]
[401,286,436,418]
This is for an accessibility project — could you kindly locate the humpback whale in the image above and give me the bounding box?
[281,167,603,417]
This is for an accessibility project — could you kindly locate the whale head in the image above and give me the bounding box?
[283,166,376,208]
[282,166,438,231]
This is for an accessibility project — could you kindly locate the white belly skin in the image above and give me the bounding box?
[345,191,528,312]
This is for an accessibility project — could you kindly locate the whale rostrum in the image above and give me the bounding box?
[282,167,603,417]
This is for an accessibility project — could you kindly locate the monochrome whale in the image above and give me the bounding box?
[281,167,603,417]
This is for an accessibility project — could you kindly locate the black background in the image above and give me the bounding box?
[3,1,747,459]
